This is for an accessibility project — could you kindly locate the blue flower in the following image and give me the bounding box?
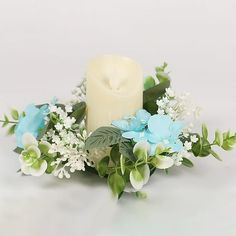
[15,104,49,148]
[112,110,185,156]
[112,109,151,131]
[147,115,184,155]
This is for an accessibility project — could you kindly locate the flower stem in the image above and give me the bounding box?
[0,120,17,124]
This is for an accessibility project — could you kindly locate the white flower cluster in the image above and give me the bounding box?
[171,135,198,166]
[156,88,201,121]
[43,104,91,179]
[70,80,86,104]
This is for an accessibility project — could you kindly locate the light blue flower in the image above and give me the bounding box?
[112,109,151,140]
[15,104,49,148]
[147,115,184,155]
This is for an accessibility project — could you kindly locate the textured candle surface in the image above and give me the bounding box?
[86,55,143,132]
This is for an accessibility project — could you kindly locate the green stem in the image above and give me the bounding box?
[0,120,17,124]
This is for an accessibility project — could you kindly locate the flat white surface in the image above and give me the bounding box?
[0,0,236,235]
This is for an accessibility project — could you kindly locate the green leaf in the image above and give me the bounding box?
[135,191,147,199]
[214,130,223,146]
[209,149,222,161]
[155,62,170,83]
[199,139,211,157]
[182,157,194,168]
[110,145,120,164]
[202,124,208,140]
[70,102,86,124]
[85,127,122,150]
[144,76,156,90]
[97,156,110,177]
[143,80,170,105]
[143,80,170,114]
[11,109,19,120]
[191,135,202,157]
[227,135,236,146]
[14,147,23,154]
[108,172,125,197]
[7,124,16,135]
[119,140,136,162]
[120,155,125,175]
[4,115,9,123]
[38,120,52,140]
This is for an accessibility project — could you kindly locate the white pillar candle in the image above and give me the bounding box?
[86,55,143,132]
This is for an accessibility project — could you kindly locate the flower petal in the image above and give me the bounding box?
[27,146,41,159]
[22,133,38,148]
[136,109,151,124]
[112,120,131,131]
[38,141,51,155]
[21,163,31,175]
[148,115,172,137]
[29,160,47,177]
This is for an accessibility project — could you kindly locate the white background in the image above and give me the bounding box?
[0,0,236,235]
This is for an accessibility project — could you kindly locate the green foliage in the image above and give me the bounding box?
[202,123,208,140]
[155,62,170,83]
[85,126,122,150]
[110,145,120,164]
[135,191,147,199]
[143,80,170,114]
[11,109,19,120]
[70,102,86,124]
[14,147,24,154]
[192,124,236,161]
[143,62,171,114]
[119,139,136,162]
[181,157,194,168]
[144,76,156,90]
[7,124,17,135]
[96,156,110,177]
[108,172,125,197]
[0,110,20,135]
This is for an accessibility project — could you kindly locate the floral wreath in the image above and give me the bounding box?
[1,59,235,199]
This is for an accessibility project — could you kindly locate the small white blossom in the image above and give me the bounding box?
[184,141,192,151]
[166,88,175,98]
[65,105,73,113]
[157,109,165,115]
[55,123,63,131]
[63,117,76,129]
[191,135,198,143]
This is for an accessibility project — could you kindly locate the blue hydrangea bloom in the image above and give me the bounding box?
[112,109,151,137]
[15,104,49,148]
[112,110,184,156]
[147,114,184,155]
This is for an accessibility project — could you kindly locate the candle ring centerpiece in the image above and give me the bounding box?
[1,55,235,199]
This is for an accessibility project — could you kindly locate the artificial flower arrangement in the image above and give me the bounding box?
[1,57,236,199]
